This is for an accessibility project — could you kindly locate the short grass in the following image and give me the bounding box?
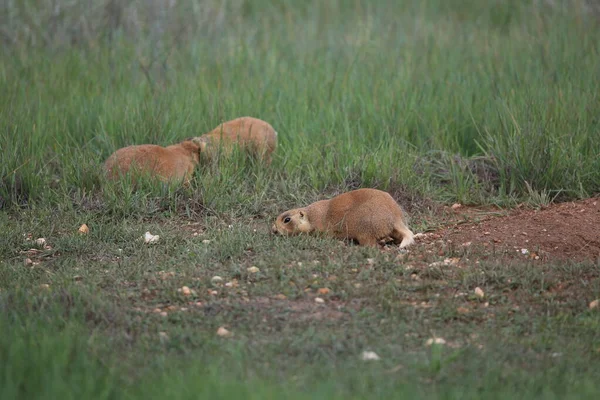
[1,0,600,398]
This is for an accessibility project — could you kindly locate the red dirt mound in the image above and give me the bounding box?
[425,198,600,262]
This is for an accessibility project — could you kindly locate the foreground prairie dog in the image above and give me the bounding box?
[271,188,415,248]
[198,117,277,163]
[103,139,202,185]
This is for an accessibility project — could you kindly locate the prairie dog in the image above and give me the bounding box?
[103,140,201,185]
[198,116,277,163]
[271,188,415,248]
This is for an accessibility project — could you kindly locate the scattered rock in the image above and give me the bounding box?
[247,266,260,273]
[78,224,89,234]
[360,351,381,361]
[202,239,211,244]
[451,203,462,210]
[457,306,470,314]
[520,248,529,255]
[317,288,330,295]
[474,287,485,298]
[180,286,192,296]
[461,241,472,247]
[314,297,325,304]
[366,258,376,266]
[414,233,426,239]
[159,311,168,317]
[143,232,160,244]
[425,337,446,346]
[590,299,599,310]
[39,284,50,290]
[34,238,46,247]
[217,326,233,337]
[273,294,287,300]
[211,276,224,284]
[73,275,83,282]
[24,258,33,266]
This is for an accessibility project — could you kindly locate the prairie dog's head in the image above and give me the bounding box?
[190,137,208,153]
[271,208,312,236]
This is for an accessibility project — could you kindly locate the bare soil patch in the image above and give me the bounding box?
[423,198,600,262]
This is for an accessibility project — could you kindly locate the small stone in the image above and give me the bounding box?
[451,203,462,210]
[39,284,50,290]
[273,294,287,300]
[483,232,490,236]
[317,288,330,295]
[360,351,381,361]
[462,241,472,247]
[202,239,211,244]
[521,248,529,255]
[414,233,426,239]
[425,337,446,346]
[152,308,162,313]
[590,299,599,310]
[211,276,224,284]
[474,287,485,298]
[180,286,192,296]
[143,232,160,244]
[366,258,375,266]
[217,326,233,337]
[247,266,260,273]
[78,224,89,234]
[24,258,33,266]
[73,275,83,282]
[457,306,470,314]
[314,297,325,303]
[34,238,46,247]
[159,311,168,317]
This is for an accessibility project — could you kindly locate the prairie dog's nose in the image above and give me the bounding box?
[271,224,278,235]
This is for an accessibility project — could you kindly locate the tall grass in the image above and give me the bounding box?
[1,0,599,211]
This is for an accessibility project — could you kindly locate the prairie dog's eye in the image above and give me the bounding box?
[283,217,291,224]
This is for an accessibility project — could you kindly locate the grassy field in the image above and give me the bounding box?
[1,0,600,398]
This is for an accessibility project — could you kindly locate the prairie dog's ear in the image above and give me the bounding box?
[299,211,305,219]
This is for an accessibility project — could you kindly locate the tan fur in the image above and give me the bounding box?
[271,188,415,248]
[103,140,201,186]
[197,117,277,164]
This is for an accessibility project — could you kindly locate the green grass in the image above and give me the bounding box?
[1,0,600,398]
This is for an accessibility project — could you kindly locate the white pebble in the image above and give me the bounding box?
[211,276,224,284]
[143,232,160,244]
[314,297,325,303]
[425,337,446,346]
[247,266,260,273]
[360,351,381,361]
[217,326,233,337]
[474,287,485,298]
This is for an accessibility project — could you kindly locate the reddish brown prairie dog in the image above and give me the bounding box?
[271,188,415,248]
[103,139,202,185]
[198,116,277,163]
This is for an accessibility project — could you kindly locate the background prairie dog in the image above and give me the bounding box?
[103,140,201,185]
[271,188,415,248]
[198,116,277,164]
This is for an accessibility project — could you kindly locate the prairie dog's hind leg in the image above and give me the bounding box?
[355,234,379,247]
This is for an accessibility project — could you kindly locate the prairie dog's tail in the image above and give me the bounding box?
[394,223,415,248]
